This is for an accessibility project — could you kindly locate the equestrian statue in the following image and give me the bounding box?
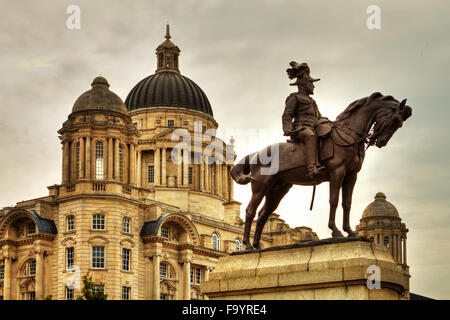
[231,61,412,251]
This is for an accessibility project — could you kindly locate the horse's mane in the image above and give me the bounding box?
[335,92,399,123]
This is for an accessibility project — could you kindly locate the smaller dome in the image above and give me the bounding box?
[362,192,399,219]
[72,76,128,114]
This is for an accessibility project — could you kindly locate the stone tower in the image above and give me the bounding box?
[356,192,408,267]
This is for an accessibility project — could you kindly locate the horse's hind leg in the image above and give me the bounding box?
[252,183,292,249]
[243,182,266,251]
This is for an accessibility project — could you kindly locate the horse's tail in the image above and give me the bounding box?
[230,153,256,185]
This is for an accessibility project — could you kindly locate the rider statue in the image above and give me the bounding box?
[282,61,327,179]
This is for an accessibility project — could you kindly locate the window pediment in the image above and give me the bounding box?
[88,235,110,246]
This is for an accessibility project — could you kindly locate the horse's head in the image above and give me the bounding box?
[369,98,412,148]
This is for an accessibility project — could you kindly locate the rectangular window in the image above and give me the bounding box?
[190,266,201,284]
[0,265,4,280]
[159,263,167,279]
[66,286,74,300]
[188,167,193,184]
[160,293,167,300]
[161,225,169,239]
[122,217,131,233]
[122,248,130,271]
[148,165,154,183]
[167,120,174,127]
[92,214,105,230]
[28,292,35,300]
[196,268,201,285]
[93,285,104,295]
[92,246,105,269]
[67,216,75,231]
[27,223,36,235]
[66,247,74,270]
[122,287,131,300]
[29,260,36,275]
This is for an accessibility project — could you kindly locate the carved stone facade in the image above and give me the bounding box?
[0,28,318,300]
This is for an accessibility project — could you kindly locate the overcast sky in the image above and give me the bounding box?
[1,0,449,299]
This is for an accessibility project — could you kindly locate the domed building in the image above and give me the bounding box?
[0,26,318,300]
[356,192,409,268]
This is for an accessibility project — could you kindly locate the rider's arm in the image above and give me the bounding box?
[282,94,297,135]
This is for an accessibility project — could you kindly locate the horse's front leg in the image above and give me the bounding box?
[329,167,345,238]
[342,172,358,237]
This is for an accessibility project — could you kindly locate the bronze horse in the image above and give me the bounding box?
[231,92,412,251]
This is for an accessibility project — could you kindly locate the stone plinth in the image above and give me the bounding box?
[201,237,410,300]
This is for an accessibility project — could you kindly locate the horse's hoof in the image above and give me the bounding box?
[332,229,344,238]
[344,228,358,237]
[244,244,254,251]
[252,243,262,250]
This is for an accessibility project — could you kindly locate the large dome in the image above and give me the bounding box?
[125,71,213,117]
[72,76,128,115]
[362,192,399,219]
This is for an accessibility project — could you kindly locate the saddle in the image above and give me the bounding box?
[254,120,363,174]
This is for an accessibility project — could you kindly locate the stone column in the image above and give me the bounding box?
[183,258,191,300]
[222,165,228,199]
[200,152,205,192]
[204,267,210,282]
[107,138,113,180]
[403,237,407,265]
[114,138,120,180]
[62,140,70,184]
[35,249,44,299]
[161,148,167,186]
[215,160,221,196]
[397,235,402,263]
[229,167,234,200]
[85,137,91,179]
[137,150,141,188]
[3,257,11,300]
[130,144,136,185]
[204,156,209,192]
[154,148,160,186]
[152,254,160,300]
[183,149,189,187]
[79,137,85,179]
[177,148,182,187]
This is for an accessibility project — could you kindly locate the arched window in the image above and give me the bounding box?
[212,232,220,251]
[235,238,242,252]
[22,259,36,276]
[26,222,36,236]
[384,236,390,247]
[160,225,169,239]
[159,262,175,279]
[66,215,75,232]
[95,141,104,180]
[119,145,123,182]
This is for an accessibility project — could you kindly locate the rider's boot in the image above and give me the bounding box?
[305,135,326,179]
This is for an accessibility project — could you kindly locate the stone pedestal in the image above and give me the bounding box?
[201,237,410,300]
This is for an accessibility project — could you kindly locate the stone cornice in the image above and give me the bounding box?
[0,233,56,247]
